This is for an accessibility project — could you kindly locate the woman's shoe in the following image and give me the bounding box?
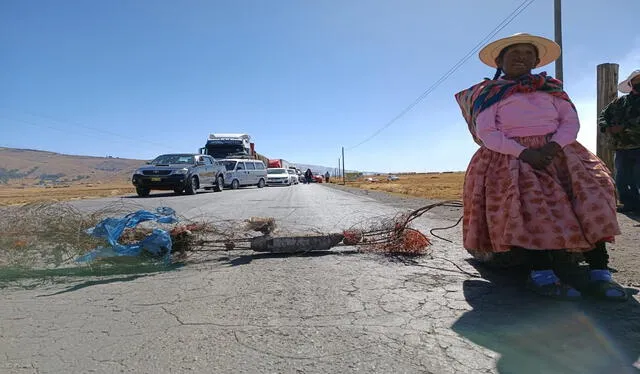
[586,269,629,302]
[526,270,581,300]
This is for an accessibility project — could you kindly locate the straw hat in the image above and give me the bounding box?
[618,70,640,93]
[479,33,561,68]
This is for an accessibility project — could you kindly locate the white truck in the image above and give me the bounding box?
[200,133,253,159]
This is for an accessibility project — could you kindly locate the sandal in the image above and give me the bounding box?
[526,270,582,300]
[586,270,629,302]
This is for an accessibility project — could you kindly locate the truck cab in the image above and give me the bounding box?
[201,133,252,159]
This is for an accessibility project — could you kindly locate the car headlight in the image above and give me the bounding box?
[172,168,189,175]
[133,169,144,175]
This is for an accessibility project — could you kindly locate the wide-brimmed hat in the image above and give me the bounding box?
[479,33,561,68]
[618,70,640,93]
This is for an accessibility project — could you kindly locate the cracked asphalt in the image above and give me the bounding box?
[1,184,639,374]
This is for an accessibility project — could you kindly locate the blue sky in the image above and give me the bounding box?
[1,0,639,173]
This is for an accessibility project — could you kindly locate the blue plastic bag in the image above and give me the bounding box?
[76,207,177,263]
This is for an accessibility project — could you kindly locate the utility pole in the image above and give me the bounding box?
[341,147,345,185]
[596,63,618,173]
[554,0,563,83]
[338,158,341,178]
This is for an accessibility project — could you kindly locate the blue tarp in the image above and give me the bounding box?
[76,207,178,263]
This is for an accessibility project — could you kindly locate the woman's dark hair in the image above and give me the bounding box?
[492,43,540,80]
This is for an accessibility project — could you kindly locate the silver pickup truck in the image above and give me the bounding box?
[131,153,226,197]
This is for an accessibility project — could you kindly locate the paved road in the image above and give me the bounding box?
[1,184,639,374]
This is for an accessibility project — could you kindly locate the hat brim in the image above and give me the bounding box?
[618,81,633,93]
[618,70,640,93]
[479,34,561,69]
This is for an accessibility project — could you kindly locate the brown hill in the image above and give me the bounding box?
[0,147,146,187]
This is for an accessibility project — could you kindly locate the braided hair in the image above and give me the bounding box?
[492,67,503,80]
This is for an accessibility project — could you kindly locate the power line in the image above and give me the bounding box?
[0,110,175,150]
[346,0,536,151]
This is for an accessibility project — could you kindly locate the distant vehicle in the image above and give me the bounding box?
[268,158,292,169]
[200,133,252,159]
[199,133,269,165]
[220,159,267,189]
[131,153,225,197]
[313,174,324,183]
[266,168,292,186]
[286,169,299,185]
[387,175,400,181]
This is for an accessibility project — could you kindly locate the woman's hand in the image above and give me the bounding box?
[539,141,562,162]
[519,148,549,170]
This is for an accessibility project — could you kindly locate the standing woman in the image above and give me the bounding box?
[455,33,627,301]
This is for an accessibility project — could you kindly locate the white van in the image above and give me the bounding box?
[220,159,267,189]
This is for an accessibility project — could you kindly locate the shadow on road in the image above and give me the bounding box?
[219,249,360,267]
[451,261,640,374]
[620,211,640,225]
[0,261,183,291]
[37,274,148,296]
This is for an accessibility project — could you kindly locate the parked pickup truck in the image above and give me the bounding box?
[131,153,226,197]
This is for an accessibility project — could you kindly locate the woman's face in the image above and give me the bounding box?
[496,43,540,78]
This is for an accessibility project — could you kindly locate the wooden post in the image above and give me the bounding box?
[596,63,619,173]
[341,147,345,185]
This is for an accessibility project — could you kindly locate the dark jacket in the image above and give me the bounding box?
[598,92,640,150]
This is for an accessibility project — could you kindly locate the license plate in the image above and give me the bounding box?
[150,177,161,182]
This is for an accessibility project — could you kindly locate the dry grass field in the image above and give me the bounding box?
[0,147,467,205]
[341,172,465,201]
[0,183,136,206]
[0,173,466,206]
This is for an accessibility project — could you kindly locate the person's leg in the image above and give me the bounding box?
[614,150,636,212]
[582,242,628,301]
[629,148,640,211]
[582,242,609,270]
[526,249,581,299]
[527,249,553,270]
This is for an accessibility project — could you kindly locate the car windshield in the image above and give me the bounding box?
[221,160,237,171]
[205,144,246,159]
[267,168,286,174]
[150,154,194,165]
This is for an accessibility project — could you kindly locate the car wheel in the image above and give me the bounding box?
[173,188,183,195]
[257,178,265,188]
[231,179,240,190]
[214,176,224,192]
[186,176,198,195]
[136,187,150,197]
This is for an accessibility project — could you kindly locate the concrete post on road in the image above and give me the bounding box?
[596,63,619,173]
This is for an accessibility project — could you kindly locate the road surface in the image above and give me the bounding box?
[1,184,639,374]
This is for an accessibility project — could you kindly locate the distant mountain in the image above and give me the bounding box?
[0,147,145,186]
[0,147,355,186]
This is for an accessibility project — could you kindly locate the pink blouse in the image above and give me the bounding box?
[475,91,580,157]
